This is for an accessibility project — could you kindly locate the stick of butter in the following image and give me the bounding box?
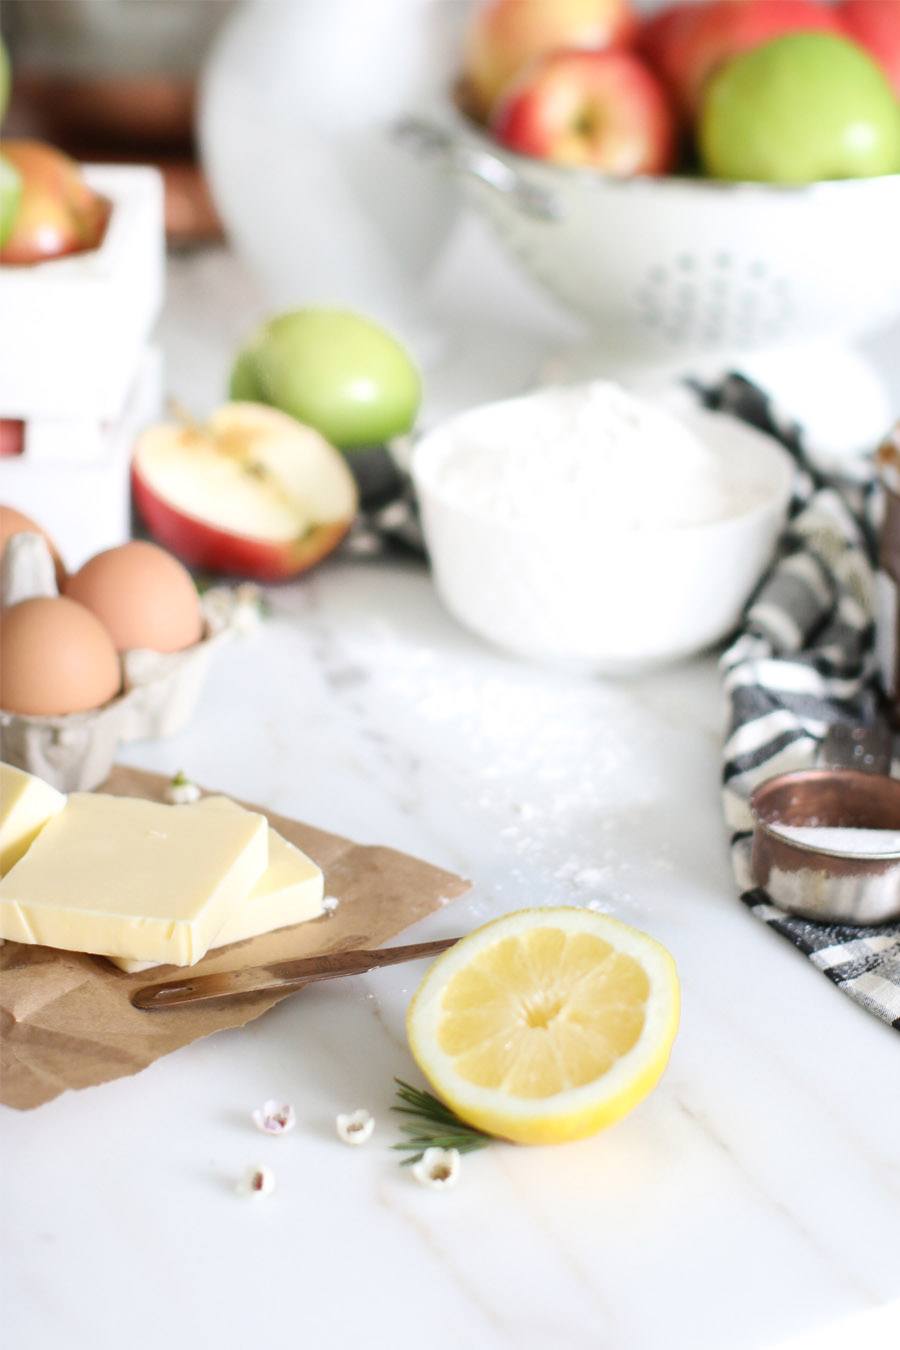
[0,764,67,875]
[106,796,324,972]
[0,792,268,965]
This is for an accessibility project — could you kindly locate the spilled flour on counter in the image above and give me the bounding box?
[318,616,697,923]
[429,381,767,530]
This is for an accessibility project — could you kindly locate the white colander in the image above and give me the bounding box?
[400,113,900,376]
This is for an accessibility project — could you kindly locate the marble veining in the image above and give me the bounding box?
[3,246,899,1350]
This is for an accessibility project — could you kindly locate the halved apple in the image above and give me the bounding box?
[131,402,358,581]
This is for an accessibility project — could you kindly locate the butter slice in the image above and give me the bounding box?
[108,797,324,972]
[0,792,268,964]
[0,764,67,875]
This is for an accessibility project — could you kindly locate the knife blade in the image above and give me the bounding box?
[132,936,460,1010]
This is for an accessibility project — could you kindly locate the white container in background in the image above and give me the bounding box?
[199,0,468,353]
[0,165,164,423]
[0,345,163,569]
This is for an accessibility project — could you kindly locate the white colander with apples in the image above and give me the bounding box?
[399,112,900,377]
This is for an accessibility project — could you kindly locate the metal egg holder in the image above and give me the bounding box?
[0,534,238,791]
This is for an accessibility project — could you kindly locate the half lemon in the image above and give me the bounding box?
[407,907,680,1145]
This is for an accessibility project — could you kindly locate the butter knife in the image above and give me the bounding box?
[132,936,459,1010]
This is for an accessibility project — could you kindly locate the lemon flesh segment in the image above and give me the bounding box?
[407,908,680,1146]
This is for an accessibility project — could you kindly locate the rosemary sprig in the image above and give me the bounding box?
[391,1078,492,1165]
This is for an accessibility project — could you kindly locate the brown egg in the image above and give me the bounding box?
[0,505,66,585]
[63,540,203,653]
[0,596,121,716]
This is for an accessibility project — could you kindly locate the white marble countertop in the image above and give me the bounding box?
[3,235,899,1350]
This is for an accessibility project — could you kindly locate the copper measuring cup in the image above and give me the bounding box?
[750,725,900,926]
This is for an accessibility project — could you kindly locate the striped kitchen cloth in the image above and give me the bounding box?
[703,375,900,1032]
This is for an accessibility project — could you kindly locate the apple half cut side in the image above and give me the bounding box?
[132,402,359,581]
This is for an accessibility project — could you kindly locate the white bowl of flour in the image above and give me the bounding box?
[412,382,794,671]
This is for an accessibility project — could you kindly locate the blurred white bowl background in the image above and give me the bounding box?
[413,395,795,671]
[199,0,473,353]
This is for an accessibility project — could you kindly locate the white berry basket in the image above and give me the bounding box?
[399,112,900,376]
[0,165,164,422]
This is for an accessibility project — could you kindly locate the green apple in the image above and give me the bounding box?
[699,33,900,183]
[228,345,266,402]
[230,309,421,450]
[0,154,21,249]
[0,37,10,125]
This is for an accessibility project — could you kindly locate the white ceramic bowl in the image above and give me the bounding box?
[412,395,795,671]
[399,112,900,374]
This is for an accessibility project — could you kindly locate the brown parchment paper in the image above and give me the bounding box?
[0,766,471,1110]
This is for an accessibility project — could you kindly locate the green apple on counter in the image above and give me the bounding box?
[699,32,900,183]
[230,309,421,450]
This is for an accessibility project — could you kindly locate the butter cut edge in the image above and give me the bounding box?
[0,764,67,876]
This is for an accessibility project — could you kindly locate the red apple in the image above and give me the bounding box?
[0,139,110,266]
[838,0,900,95]
[132,403,359,582]
[0,419,24,457]
[635,3,708,101]
[463,0,636,121]
[656,0,842,115]
[491,49,677,174]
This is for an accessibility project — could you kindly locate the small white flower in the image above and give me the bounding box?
[412,1148,460,1191]
[239,1165,275,1197]
[165,771,201,805]
[322,895,340,916]
[251,1100,296,1136]
[336,1108,374,1146]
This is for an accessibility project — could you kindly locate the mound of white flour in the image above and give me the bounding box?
[430,381,766,530]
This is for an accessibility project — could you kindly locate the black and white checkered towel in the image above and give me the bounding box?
[704,376,900,1032]
[349,375,900,1031]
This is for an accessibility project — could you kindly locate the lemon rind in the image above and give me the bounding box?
[406,907,680,1145]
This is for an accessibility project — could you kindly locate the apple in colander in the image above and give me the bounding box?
[837,0,900,96]
[462,0,636,122]
[699,32,900,183]
[490,48,677,175]
[645,0,841,117]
